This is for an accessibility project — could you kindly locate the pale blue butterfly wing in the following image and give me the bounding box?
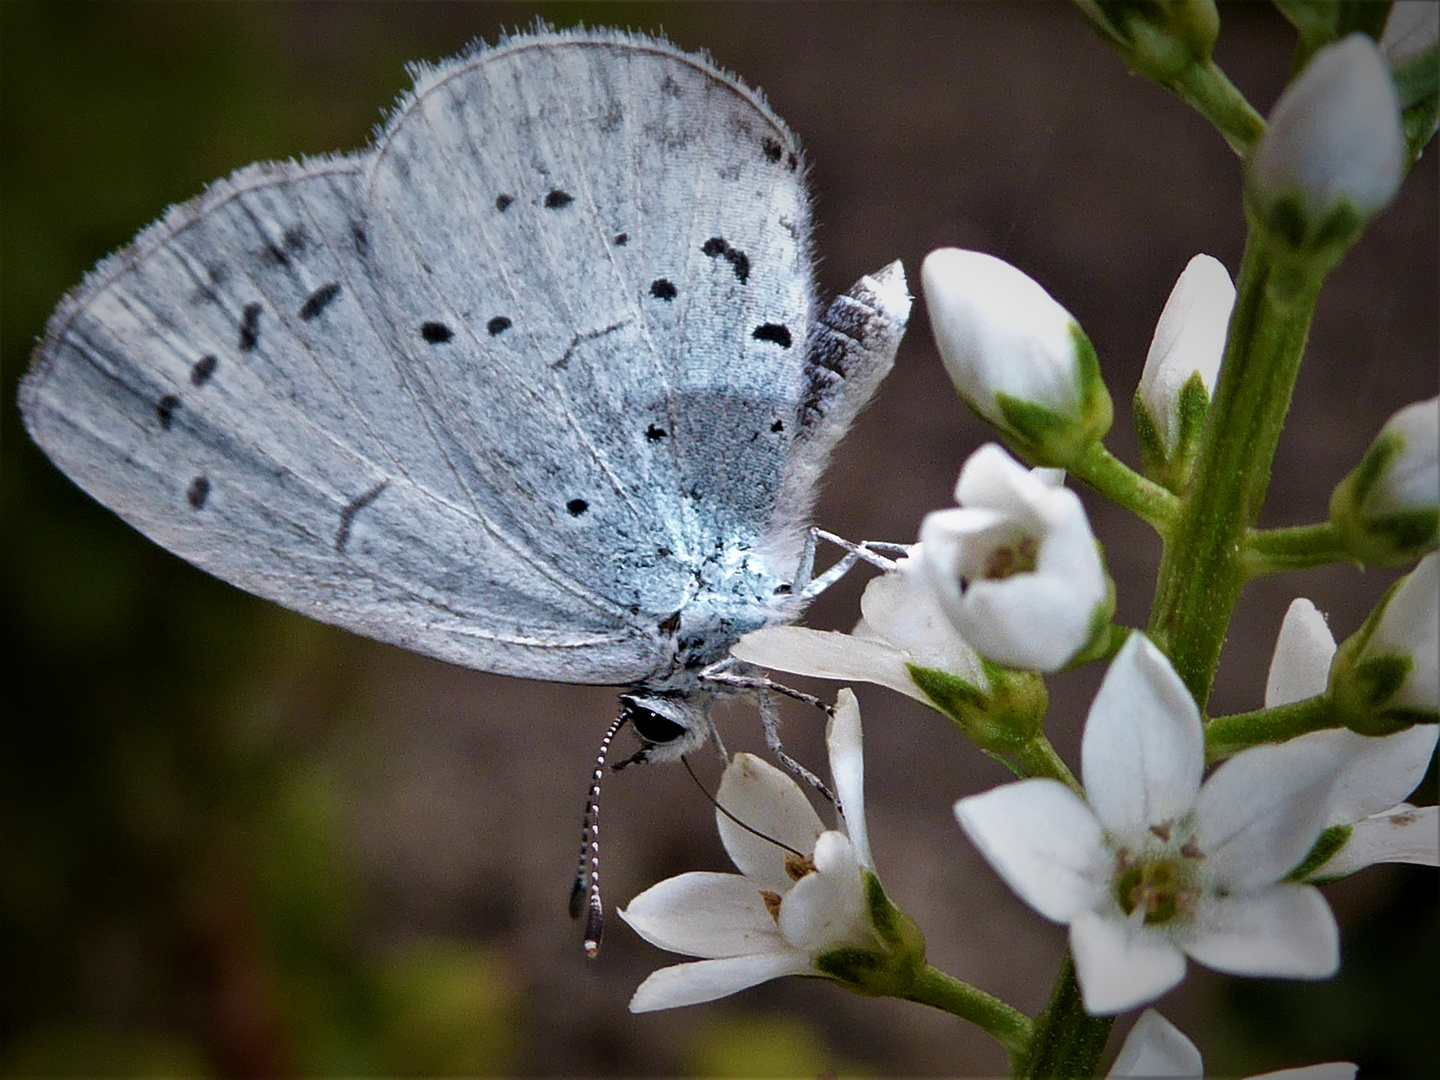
[21,28,907,693]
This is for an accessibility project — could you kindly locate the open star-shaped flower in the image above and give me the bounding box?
[620,690,898,1012]
[955,634,1347,1014]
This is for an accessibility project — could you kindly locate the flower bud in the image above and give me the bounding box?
[1380,1,1440,68]
[1331,396,1439,565]
[1073,0,1220,83]
[1246,34,1405,261]
[1134,254,1235,492]
[921,249,1112,466]
[1332,552,1439,734]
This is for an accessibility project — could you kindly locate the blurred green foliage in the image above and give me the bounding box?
[2,3,524,1074]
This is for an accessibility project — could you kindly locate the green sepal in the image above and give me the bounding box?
[1331,426,1440,565]
[1285,822,1354,882]
[1331,581,1439,734]
[1136,371,1212,494]
[993,325,1113,468]
[908,662,1048,754]
[1248,188,1369,281]
[812,871,926,998]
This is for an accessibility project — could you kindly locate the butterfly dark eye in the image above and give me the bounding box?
[624,703,686,746]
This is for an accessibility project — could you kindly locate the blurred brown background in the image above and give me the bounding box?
[2,2,1435,1076]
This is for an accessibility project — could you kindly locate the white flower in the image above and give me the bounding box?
[919,443,1108,672]
[1330,396,1439,563]
[1379,0,1439,68]
[1136,254,1235,476]
[620,691,882,1012]
[731,550,987,707]
[1109,1009,1356,1079]
[955,634,1345,1015]
[1247,34,1405,231]
[1265,597,1438,879]
[921,249,1111,461]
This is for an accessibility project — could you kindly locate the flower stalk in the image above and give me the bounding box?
[1148,231,1323,705]
[901,964,1034,1066]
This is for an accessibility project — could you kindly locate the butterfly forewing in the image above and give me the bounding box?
[21,28,895,691]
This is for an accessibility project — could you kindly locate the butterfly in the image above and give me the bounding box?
[20,26,910,949]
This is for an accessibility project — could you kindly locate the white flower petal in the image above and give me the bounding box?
[1196,737,1345,890]
[958,571,1096,671]
[1266,598,1336,707]
[826,690,872,871]
[716,753,824,890]
[954,779,1108,923]
[777,831,872,953]
[1108,1009,1204,1079]
[1328,724,1438,822]
[955,442,1047,508]
[732,626,924,704]
[1314,804,1439,877]
[626,952,814,1013]
[1138,254,1235,455]
[862,556,986,685]
[618,871,789,958]
[1070,909,1188,1015]
[1380,0,1440,67]
[1082,634,1204,838]
[1185,883,1339,979]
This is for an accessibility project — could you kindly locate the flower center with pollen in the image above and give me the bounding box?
[982,535,1039,579]
[1112,823,1204,925]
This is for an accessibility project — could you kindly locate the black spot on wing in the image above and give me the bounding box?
[190,354,218,386]
[157,395,180,430]
[187,475,210,509]
[335,480,389,554]
[544,189,574,209]
[566,498,589,517]
[650,279,677,301]
[282,225,308,254]
[238,304,262,352]
[487,316,511,336]
[752,323,792,348]
[420,321,453,344]
[762,137,783,163]
[613,232,629,246]
[299,282,341,321]
[770,419,784,433]
[701,237,750,283]
[645,424,667,441]
[495,193,514,212]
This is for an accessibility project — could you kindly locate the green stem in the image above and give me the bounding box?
[1019,956,1113,1079]
[1013,735,1082,796]
[1070,443,1180,533]
[1244,522,1351,576]
[1147,231,1324,706]
[1205,694,1338,762]
[903,964,1035,1067]
[1171,59,1266,156]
